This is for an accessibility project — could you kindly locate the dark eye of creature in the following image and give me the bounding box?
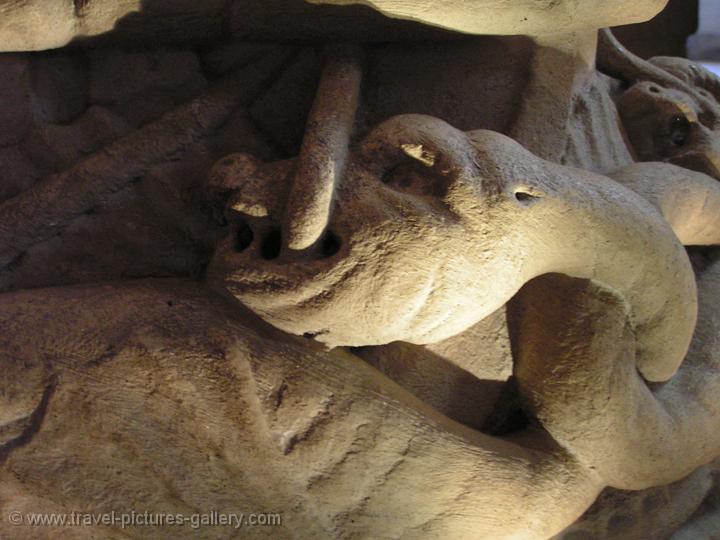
[668,115,690,147]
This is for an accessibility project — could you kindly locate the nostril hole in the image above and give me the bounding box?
[320,230,341,258]
[260,228,282,260]
[649,86,660,94]
[234,221,254,252]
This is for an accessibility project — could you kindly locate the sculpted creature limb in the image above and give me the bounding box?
[0,279,601,540]
[610,162,720,246]
[0,52,288,269]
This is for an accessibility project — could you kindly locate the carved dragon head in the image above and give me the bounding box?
[207,115,545,347]
[598,28,720,179]
[206,111,695,383]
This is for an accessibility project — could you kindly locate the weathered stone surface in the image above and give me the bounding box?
[362,38,533,135]
[25,105,131,171]
[89,49,207,126]
[554,463,718,539]
[0,55,31,147]
[0,146,40,203]
[309,0,668,36]
[0,1,718,539]
[200,42,289,79]
[0,279,601,539]
[28,50,89,124]
[249,48,322,156]
[0,0,455,52]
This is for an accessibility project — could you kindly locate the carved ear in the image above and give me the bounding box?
[206,153,293,219]
[597,28,686,90]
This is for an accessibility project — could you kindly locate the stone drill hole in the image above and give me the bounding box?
[320,230,341,258]
[261,228,282,260]
[234,221,254,252]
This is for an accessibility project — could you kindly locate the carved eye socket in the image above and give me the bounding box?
[381,162,448,198]
[668,114,690,147]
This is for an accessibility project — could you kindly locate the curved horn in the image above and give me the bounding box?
[597,28,687,90]
[649,56,720,104]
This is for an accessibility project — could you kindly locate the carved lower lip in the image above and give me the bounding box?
[222,256,333,286]
[227,273,297,291]
[217,255,333,297]
[219,254,365,316]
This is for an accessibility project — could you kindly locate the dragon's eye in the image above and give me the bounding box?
[668,114,690,147]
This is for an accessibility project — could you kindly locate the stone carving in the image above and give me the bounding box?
[0,1,719,539]
[598,28,720,179]
[308,0,668,37]
[209,112,698,377]
[207,46,720,489]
